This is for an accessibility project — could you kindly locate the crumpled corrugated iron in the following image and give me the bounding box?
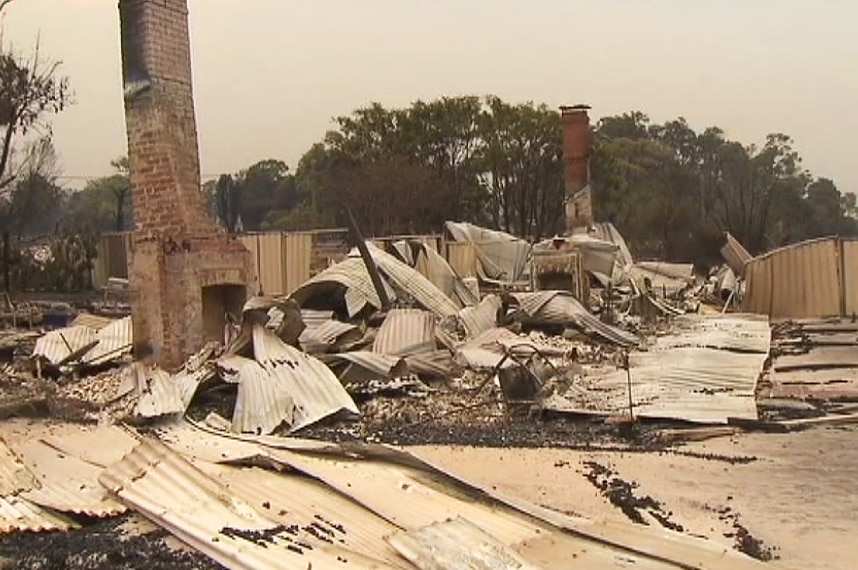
[512,291,639,347]
[217,325,358,434]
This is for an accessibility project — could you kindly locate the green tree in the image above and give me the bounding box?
[65,157,132,233]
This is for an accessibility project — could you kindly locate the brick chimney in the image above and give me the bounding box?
[560,105,593,234]
[119,0,255,369]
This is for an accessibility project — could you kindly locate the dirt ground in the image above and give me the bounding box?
[0,514,221,570]
[410,425,858,570]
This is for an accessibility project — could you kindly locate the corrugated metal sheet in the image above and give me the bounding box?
[744,237,844,318]
[83,315,132,365]
[545,315,769,424]
[113,363,186,418]
[292,256,394,317]
[325,351,409,382]
[843,238,858,316]
[99,439,403,570]
[234,325,358,433]
[0,495,77,533]
[388,517,544,570]
[652,314,771,354]
[446,222,531,285]
[194,462,412,569]
[404,352,455,378]
[32,325,97,365]
[513,291,639,347]
[162,423,760,570]
[721,232,752,276]
[14,439,125,517]
[299,319,362,353]
[70,313,116,331]
[591,222,634,268]
[292,246,459,319]
[459,294,501,338]
[284,232,312,295]
[219,354,295,435]
[627,262,694,295]
[446,241,478,278]
[0,440,35,496]
[454,328,567,370]
[373,309,435,356]
[370,245,460,318]
[414,245,478,309]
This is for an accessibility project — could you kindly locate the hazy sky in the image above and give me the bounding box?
[4,0,857,192]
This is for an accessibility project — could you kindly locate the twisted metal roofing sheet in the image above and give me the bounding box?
[513,291,638,347]
[459,295,501,339]
[298,319,361,353]
[227,326,358,433]
[445,222,532,284]
[373,309,436,356]
[325,351,409,382]
[218,354,294,435]
[720,232,753,276]
[414,244,479,308]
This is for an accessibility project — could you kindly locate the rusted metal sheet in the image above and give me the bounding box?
[117,362,186,419]
[743,238,843,319]
[414,245,478,308]
[299,319,362,353]
[373,309,435,356]
[325,351,409,382]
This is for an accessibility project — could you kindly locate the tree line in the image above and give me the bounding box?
[3,42,857,292]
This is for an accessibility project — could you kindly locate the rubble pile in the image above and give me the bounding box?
[0,223,853,569]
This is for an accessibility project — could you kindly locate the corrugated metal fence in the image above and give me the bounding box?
[744,237,858,319]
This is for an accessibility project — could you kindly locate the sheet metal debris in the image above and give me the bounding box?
[32,325,97,366]
[373,309,436,356]
[388,517,544,570]
[293,245,459,318]
[545,314,770,424]
[445,222,531,285]
[513,291,639,347]
[218,325,358,433]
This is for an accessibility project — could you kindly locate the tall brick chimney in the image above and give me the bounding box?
[119,0,255,369]
[560,105,593,234]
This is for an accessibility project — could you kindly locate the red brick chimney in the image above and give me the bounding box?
[119,0,255,369]
[560,105,593,234]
